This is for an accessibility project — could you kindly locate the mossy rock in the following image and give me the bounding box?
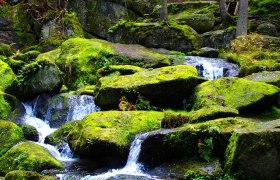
[202,28,236,49]
[221,51,280,76]
[139,117,260,167]
[17,59,62,100]
[0,60,16,92]
[0,120,23,157]
[224,120,280,179]
[169,11,215,33]
[45,111,164,161]
[243,71,280,88]
[96,65,203,110]
[4,170,55,180]
[97,65,144,78]
[0,142,63,175]
[19,124,39,142]
[36,38,170,90]
[0,92,24,122]
[108,20,201,52]
[192,77,279,113]
[162,106,239,128]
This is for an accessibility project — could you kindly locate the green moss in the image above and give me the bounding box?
[47,111,164,149]
[162,106,239,128]
[0,142,63,175]
[0,92,12,120]
[224,132,239,170]
[0,60,16,91]
[4,170,55,180]
[76,85,96,95]
[97,65,144,78]
[221,51,280,76]
[0,120,23,157]
[192,77,279,112]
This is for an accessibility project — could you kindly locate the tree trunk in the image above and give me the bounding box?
[236,0,248,36]
[160,0,168,20]
[219,0,230,23]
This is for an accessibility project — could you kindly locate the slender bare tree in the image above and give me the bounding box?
[236,0,248,36]
[219,0,230,23]
[160,0,168,20]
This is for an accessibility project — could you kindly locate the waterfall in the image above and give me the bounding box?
[22,94,100,161]
[79,130,174,180]
[184,56,239,79]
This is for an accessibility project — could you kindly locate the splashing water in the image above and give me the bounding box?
[184,56,239,80]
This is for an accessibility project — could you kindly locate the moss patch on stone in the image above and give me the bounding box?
[96,65,201,109]
[37,38,170,90]
[0,60,15,91]
[243,71,280,87]
[0,142,63,175]
[221,51,280,77]
[97,65,144,78]
[162,106,239,128]
[192,77,279,112]
[0,120,23,157]
[45,111,164,159]
[4,170,55,180]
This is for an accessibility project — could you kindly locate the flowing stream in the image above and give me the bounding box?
[22,94,100,161]
[184,56,239,79]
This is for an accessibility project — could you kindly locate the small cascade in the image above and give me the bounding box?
[21,94,100,162]
[78,130,173,180]
[184,56,239,79]
[67,95,100,121]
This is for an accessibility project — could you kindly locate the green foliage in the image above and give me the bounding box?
[230,34,265,54]
[249,0,280,19]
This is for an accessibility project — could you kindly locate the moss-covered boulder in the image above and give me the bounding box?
[0,60,16,92]
[139,117,259,167]
[224,120,280,179]
[202,28,236,49]
[243,71,280,87]
[192,77,279,112]
[0,92,24,122]
[36,38,171,89]
[20,124,39,142]
[108,21,201,52]
[169,11,215,34]
[0,142,63,175]
[45,111,164,162]
[17,59,62,100]
[0,120,23,157]
[4,170,55,180]
[96,65,203,110]
[162,106,239,128]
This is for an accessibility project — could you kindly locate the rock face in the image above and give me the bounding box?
[37,38,171,90]
[18,59,62,99]
[0,142,63,175]
[95,65,202,110]
[224,120,280,179]
[67,0,161,39]
[243,71,280,87]
[0,92,24,122]
[139,118,258,167]
[192,77,279,112]
[45,111,164,163]
[108,21,201,52]
[0,120,23,157]
[202,28,236,49]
